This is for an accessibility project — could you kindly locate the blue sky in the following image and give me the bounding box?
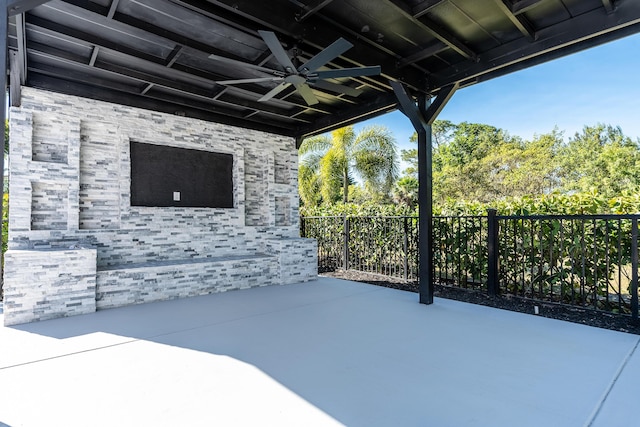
[354,32,640,154]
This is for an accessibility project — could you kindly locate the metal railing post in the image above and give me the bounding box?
[343,215,350,270]
[631,218,638,322]
[403,216,409,280]
[487,209,499,296]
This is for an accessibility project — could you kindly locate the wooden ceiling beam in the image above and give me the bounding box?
[602,0,615,13]
[381,0,477,60]
[7,0,48,16]
[494,0,536,40]
[208,0,428,89]
[429,1,640,91]
[295,0,333,22]
[412,0,446,19]
[510,0,544,15]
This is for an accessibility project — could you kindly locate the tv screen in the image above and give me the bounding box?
[130,142,234,208]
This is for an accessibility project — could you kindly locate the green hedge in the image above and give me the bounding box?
[302,190,640,217]
[302,191,640,313]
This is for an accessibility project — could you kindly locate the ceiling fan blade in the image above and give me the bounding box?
[258,30,296,72]
[298,38,353,73]
[258,82,291,102]
[294,83,319,105]
[217,77,282,85]
[314,66,381,80]
[208,54,277,75]
[310,80,363,97]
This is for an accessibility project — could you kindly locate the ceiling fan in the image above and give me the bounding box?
[209,30,381,106]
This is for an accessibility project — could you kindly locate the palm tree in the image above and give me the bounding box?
[392,176,419,209]
[299,125,398,205]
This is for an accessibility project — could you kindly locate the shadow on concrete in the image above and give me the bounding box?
[3,278,640,426]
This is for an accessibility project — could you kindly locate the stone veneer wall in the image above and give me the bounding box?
[264,238,318,285]
[3,249,97,325]
[3,87,317,325]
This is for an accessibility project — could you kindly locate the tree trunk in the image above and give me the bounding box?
[343,167,349,204]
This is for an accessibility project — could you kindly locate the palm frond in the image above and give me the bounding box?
[353,125,399,194]
[331,126,356,156]
[299,124,399,205]
[319,147,347,203]
[299,135,332,157]
[300,151,325,174]
[298,163,323,206]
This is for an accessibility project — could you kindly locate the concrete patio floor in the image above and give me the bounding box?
[1,277,639,427]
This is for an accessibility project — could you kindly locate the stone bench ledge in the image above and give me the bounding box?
[97,253,274,271]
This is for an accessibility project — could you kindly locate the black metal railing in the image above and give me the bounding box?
[301,213,640,320]
[300,216,345,272]
[433,215,487,290]
[301,215,483,283]
[495,213,639,316]
[301,215,420,279]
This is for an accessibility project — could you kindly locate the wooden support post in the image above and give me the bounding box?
[390,81,458,305]
[417,95,434,304]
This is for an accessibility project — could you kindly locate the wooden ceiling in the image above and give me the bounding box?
[6,0,640,140]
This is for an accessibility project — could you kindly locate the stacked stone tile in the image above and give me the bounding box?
[3,248,97,325]
[3,87,317,325]
[264,238,318,285]
[95,254,279,309]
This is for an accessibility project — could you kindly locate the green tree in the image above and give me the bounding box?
[430,122,566,203]
[400,147,418,178]
[557,124,640,197]
[340,184,371,205]
[401,119,455,178]
[435,122,504,167]
[298,161,323,207]
[299,125,399,204]
[392,176,419,209]
[432,122,509,203]
[478,129,563,199]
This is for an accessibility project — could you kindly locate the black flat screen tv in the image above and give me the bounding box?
[130,141,234,208]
